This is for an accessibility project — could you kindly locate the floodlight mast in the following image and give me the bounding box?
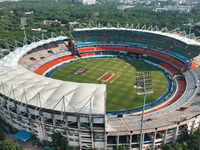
[136,72,152,150]
[20,17,27,45]
[23,27,27,44]
[139,78,146,150]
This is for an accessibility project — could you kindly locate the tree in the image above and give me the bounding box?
[0,128,5,141]
[51,132,68,150]
[162,129,200,150]
[0,139,22,150]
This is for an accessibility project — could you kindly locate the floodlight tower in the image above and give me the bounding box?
[136,72,152,150]
[20,17,27,45]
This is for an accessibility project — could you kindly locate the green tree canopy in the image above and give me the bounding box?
[0,139,21,150]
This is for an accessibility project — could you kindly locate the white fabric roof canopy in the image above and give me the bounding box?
[0,65,106,114]
[0,37,106,115]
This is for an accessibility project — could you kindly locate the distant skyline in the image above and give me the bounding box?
[0,0,20,2]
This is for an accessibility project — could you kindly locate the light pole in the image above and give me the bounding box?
[136,72,152,150]
[20,17,27,45]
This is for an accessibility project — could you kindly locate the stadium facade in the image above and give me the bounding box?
[0,28,200,150]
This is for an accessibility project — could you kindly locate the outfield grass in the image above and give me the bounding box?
[51,57,168,111]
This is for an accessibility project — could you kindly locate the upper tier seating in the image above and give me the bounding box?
[77,45,186,71]
[145,51,185,70]
[72,30,200,59]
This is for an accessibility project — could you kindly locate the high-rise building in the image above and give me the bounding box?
[71,0,96,5]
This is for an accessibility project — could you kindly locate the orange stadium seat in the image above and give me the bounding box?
[146,51,185,69]
[190,61,197,70]
[35,56,73,75]
[80,53,95,57]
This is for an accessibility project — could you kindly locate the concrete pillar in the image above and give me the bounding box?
[89,116,94,149]
[104,133,107,150]
[152,131,157,150]
[52,114,56,127]
[42,124,47,141]
[117,135,119,148]
[163,130,167,145]
[77,116,82,149]
[66,129,69,143]
[174,125,179,140]
[40,113,47,141]
[129,134,132,150]
[141,133,144,149]
[65,115,69,143]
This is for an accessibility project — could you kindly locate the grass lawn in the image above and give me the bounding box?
[51,57,168,111]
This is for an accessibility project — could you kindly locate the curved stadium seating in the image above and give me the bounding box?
[35,55,73,75]
[72,30,200,59]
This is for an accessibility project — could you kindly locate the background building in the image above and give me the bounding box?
[71,0,96,5]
